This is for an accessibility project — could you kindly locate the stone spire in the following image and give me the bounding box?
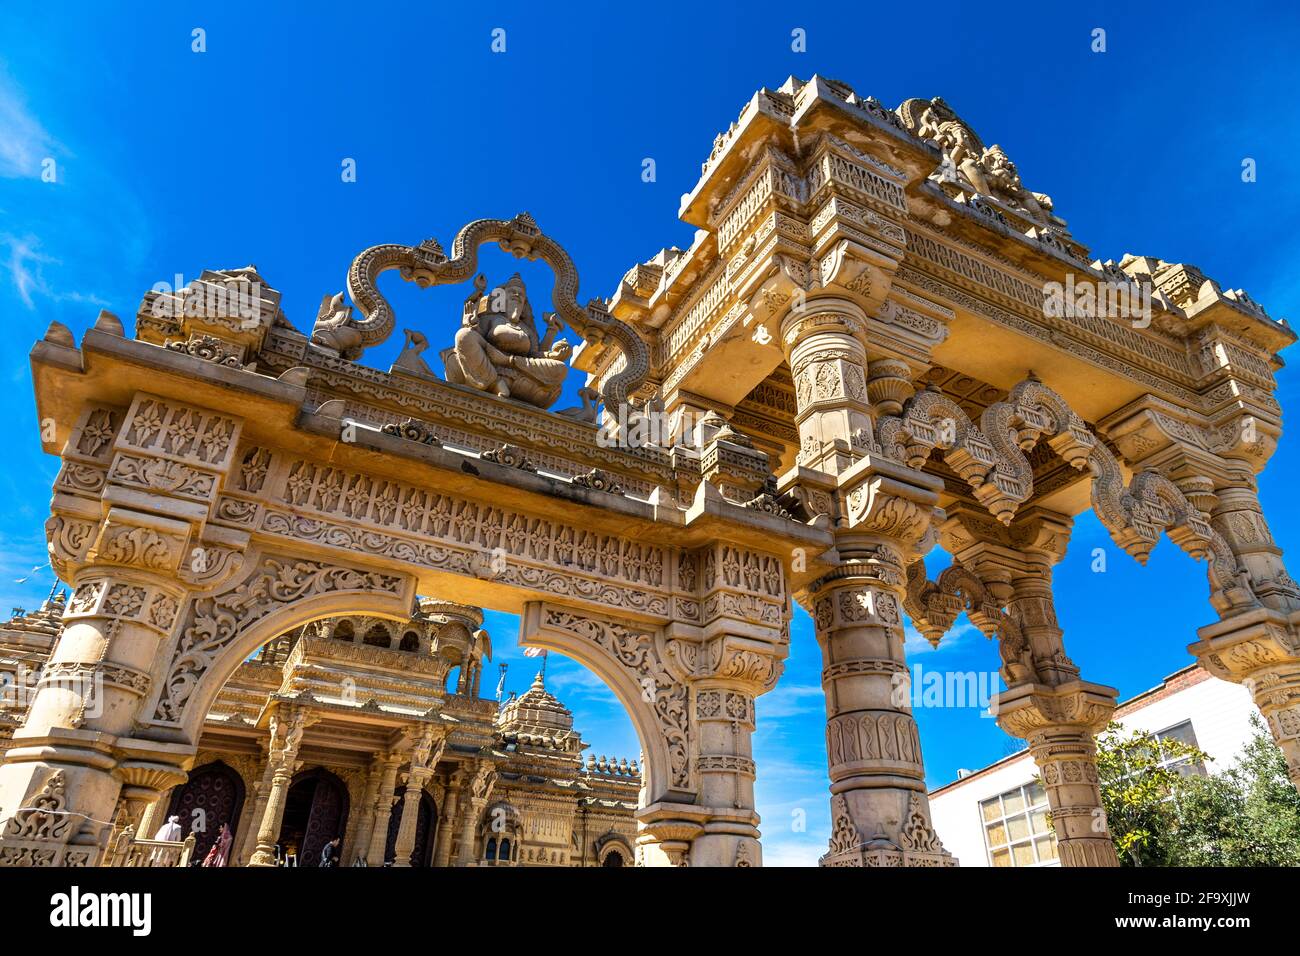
[496,669,583,752]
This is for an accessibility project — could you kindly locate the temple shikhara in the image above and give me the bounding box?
[0,74,1295,867]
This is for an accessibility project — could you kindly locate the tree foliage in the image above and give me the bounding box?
[1094,716,1300,866]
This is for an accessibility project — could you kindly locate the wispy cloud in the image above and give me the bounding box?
[756,682,824,720]
[0,65,59,179]
[0,233,110,310]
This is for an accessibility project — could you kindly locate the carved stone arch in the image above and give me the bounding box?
[594,829,634,867]
[521,602,692,805]
[310,212,650,411]
[361,619,394,649]
[433,621,473,663]
[139,549,417,744]
[878,377,1259,617]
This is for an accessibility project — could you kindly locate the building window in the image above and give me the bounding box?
[1153,721,1205,777]
[979,781,1057,867]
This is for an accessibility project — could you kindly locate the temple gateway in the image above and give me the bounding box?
[0,74,1294,867]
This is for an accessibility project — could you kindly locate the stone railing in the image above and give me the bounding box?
[104,828,197,868]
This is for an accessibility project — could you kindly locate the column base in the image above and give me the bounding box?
[1057,837,1120,867]
[819,791,956,867]
[820,843,956,868]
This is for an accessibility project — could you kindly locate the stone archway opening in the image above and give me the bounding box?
[280,767,349,867]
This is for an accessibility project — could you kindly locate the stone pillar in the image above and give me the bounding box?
[0,545,192,866]
[996,681,1120,867]
[1192,614,1300,790]
[779,295,951,867]
[109,765,187,855]
[433,772,461,867]
[689,681,760,867]
[931,507,1119,866]
[455,760,496,866]
[346,758,383,866]
[392,770,437,865]
[392,729,442,867]
[235,769,272,865]
[811,550,951,866]
[1210,476,1300,615]
[136,791,167,840]
[784,298,875,475]
[1091,417,1300,796]
[1193,473,1300,793]
[364,753,402,865]
[248,706,313,867]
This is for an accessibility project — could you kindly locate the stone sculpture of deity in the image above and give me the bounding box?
[441,273,572,410]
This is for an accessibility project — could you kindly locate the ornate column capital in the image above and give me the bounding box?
[994,680,1118,741]
[938,504,1073,571]
[778,296,870,353]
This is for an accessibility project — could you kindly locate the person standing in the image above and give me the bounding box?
[148,814,184,866]
[152,815,182,842]
[202,823,233,867]
[319,836,341,868]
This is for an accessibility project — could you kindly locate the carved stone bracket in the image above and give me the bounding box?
[876,377,1258,616]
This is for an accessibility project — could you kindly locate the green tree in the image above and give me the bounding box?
[1094,722,1205,866]
[1094,716,1300,866]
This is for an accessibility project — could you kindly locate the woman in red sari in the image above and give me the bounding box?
[201,823,233,867]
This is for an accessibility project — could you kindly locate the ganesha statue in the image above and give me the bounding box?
[441,273,572,410]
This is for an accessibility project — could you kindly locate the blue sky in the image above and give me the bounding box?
[3,2,1298,866]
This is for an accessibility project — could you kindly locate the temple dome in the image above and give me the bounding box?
[497,671,583,752]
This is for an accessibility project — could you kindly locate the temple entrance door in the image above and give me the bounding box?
[166,761,245,866]
[279,769,349,867]
[383,791,437,866]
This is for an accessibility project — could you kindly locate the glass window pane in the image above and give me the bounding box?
[1002,789,1026,814]
[1026,781,1046,806]
[1035,835,1057,861]
[991,848,1011,867]
[1007,815,1030,841]
[1012,842,1035,866]
[981,797,1002,822]
[986,821,1007,846]
[1030,809,1050,834]
[1160,721,1198,748]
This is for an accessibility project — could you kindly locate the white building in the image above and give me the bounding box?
[927,666,1259,867]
